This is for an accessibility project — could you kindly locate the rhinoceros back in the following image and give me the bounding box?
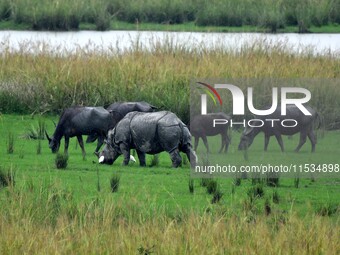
[119,111,183,153]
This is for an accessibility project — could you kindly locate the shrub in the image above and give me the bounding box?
[206,179,218,194]
[188,178,194,194]
[110,173,120,193]
[7,132,14,154]
[55,153,69,169]
[0,167,15,188]
[272,190,280,204]
[211,189,223,204]
[247,184,264,199]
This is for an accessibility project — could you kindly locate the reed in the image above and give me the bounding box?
[0,38,339,128]
[1,0,340,31]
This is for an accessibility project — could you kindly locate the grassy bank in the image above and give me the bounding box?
[0,114,339,254]
[0,39,340,128]
[0,0,340,32]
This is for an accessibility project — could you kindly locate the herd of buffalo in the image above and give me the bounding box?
[45,102,320,167]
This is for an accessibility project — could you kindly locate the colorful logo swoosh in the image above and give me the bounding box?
[196,82,223,106]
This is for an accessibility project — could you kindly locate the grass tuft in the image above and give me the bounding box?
[110,173,120,193]
[55,153,69,169]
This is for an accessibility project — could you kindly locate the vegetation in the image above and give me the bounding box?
[0,0,340,32]
[0,33,339,253]
[0,113,339,253]
[0,39,340,128]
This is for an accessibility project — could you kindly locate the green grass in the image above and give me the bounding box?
[0,114,339,253]
[1,0,340,32]
[0,114,339,214]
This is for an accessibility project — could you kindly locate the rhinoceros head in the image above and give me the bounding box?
[98,140,120,165]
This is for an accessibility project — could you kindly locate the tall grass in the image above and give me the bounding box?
[0,183,339,254]
[0,0,339,31]
[0,39,339,128]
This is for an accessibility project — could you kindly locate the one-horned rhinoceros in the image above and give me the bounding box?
[98,111,197,167]
[190,113,231,153]
[238,105,320,152]
[46,106,115,158]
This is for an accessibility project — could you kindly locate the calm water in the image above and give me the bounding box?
[0,30,340,56]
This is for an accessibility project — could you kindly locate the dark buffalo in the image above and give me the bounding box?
[46,107,115,158]
[190,113,231,153]
[238,105,320,152]
[86,101,157,144]
[98,111,197,167]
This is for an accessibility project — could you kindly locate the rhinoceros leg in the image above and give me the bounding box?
[169,149,182,168]
[77,135,86,160]
[307,130,316,152]
[120,143,130,165]
[136,150,146,167]
[181,145,197,168]
[274,134,284,152]
[264,134,270,151]
[295,131,307,152]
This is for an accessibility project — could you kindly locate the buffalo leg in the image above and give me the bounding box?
[219,134,224,153]
[194,136,200,152]
[202,136,210,153]
[274,134,284,152]
[95,135,104,153]
[120,143,130,165]
[64,136,69,155]
[77,135,86,160]
[264,134,270,151]
[307,130,317,152]
[295,132,307,152]
[169,149,182,168]
[136,150,146,167]
[222,132,231,153]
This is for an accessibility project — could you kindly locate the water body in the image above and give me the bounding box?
[0,30,340,56]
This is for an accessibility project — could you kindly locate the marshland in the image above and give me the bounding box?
[0,27,340,254]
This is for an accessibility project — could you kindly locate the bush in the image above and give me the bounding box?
[211,189,223,204]
[247,184,264,199]
[206,179,218,194]
[110,173,120,193]
[0,167,15,188]
[188,178,194,193]
[7,132,14,154]
[55,153,69,169]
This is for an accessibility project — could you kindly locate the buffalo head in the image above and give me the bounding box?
[45,131,60,153]
[238,128,255,150]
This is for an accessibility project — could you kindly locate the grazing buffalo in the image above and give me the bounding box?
[46,107,115,158]
[190,113,231,153]
[238,105,320,152]
[86,101,157,144]
[98,111,197,167]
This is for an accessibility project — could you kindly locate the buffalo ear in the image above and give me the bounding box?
[243,127,253,136]
[45,131,51,142]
